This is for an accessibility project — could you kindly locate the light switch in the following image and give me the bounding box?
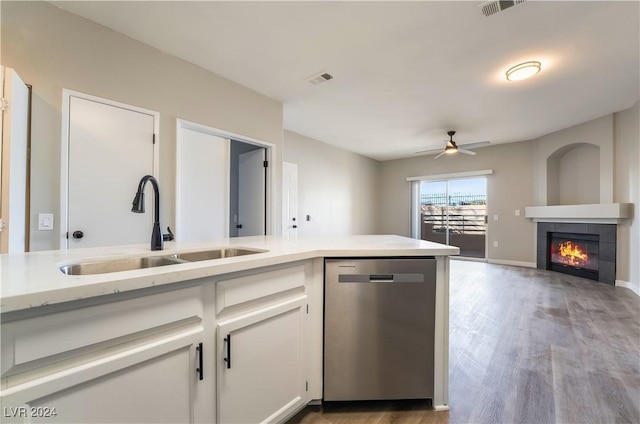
[493,241,499,248]
[515,209,521,216]
[38,213,54,231]
[493,214,499,221]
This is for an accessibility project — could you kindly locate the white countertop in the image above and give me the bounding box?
[1,235,459,313]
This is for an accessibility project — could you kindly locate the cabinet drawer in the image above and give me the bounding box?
[1,286,203,377]
[216,261,309,315]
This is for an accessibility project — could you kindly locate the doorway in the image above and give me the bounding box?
[1,66,30,253]
[230,140,266,237]
[420,177,487,258]
[176,119,272,242]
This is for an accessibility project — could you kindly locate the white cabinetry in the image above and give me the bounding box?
[1,259,317,424]
[1,286,207,423]
[215,261,310,424]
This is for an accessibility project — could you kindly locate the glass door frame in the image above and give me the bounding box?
[409,169,493,259]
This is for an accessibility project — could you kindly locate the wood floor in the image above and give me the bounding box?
[287,260,640,424]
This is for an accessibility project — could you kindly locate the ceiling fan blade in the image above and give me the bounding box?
[459,141,490,149]
[433,151,447,160]
[415,148,442,154]
[458,148,477,155]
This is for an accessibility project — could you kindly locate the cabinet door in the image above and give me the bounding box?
[217,296,307,424]
[1,330,203,423]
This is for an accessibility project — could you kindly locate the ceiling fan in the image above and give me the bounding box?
[417,131,490,159]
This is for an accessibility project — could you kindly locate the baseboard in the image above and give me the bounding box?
[616,279,640,296]
[488,259,537,268]
[451,256,487,263]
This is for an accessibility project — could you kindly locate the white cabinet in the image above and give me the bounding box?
[1,286,208,423]
[2,332,201,423]
[0,260,317,424]
[217,297,307,424]
[214,261,310,424]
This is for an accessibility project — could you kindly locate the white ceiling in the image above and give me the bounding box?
[52,1,639,161]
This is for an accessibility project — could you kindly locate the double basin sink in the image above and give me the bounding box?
[60,247,266,276]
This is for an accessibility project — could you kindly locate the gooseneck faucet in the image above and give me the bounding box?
[131,175,163,251]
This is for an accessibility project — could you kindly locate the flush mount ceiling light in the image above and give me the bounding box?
[505,61,541,81]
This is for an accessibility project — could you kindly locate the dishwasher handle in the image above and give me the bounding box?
[338,273,425,283]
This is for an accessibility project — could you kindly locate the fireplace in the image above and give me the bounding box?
[536,223,616,284]
[548,232,599,280]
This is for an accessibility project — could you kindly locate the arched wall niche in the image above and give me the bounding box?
[546,143,600,205]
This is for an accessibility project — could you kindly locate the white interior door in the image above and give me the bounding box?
[0,66,29,253]
[282,162,298,237]
[237,148,266,237]
[176,124,229,242]
[64,93,157,249]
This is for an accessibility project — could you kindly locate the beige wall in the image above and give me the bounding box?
[283,131,379,236]
[1,1,283,251]
[379,104,639,285]
[614,101,640,288]
[379,140,537,265]
[533,114,614,205]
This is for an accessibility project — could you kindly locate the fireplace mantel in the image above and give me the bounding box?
[525,203,633,224]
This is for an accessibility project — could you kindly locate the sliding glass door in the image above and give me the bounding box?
[420,177,487,258]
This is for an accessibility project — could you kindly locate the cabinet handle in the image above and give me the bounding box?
[224,334,231,369]
[196,343,204,381]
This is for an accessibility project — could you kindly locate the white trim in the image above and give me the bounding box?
[410,181,420,239]
[524,203,632,223]
[175,118,275,237]
[406,169,494,182]
[432,256,450,411]
[60,90,160,250]
[451,256,487,263]
[616,280,640,297]
[488,259,537,268]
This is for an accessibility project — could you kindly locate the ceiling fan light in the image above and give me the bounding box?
[445,144,457,154]
[506,61,541,81]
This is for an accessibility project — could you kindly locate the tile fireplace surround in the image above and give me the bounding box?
[536,222,616,284]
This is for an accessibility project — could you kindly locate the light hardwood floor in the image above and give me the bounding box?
[287,260,640,424]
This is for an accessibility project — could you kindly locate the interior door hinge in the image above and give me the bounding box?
[0,98,9,112]
[305,381,309,392]
[306,304,309,314]
[263,160,268,168]
[152,134,156,145]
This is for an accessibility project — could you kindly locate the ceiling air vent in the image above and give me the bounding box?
[480,0,526,17]
[306,72,334,85]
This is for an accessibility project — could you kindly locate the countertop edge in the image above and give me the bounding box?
[1,235,459,314]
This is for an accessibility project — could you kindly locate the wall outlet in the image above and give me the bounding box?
[493,241,499,248]
[493,214,499,221]
[515,209,521,216]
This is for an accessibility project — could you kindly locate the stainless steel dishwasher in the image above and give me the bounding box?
[324,257,436,402]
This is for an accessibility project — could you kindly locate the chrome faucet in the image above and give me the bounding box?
[131,175,164,250]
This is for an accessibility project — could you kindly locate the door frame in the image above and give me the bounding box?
[60,90,160,249]
[282,161,298,237]
[176,119,275,238]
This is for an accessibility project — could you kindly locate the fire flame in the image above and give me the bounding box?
[557,241,588,266]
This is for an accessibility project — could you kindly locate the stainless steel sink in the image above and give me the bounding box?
[60,255,184,275]
[60,247,267,275]
[172,247,266,262]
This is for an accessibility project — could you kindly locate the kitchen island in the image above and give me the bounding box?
[1,235,458,423]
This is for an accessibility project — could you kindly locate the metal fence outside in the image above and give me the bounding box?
[420,193,486,207]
